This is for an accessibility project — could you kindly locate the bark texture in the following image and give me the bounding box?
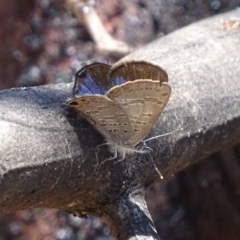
[0,10,240,239]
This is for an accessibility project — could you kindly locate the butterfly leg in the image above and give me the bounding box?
[98,148,127,166]
[95,142,113,166]
[113,150,126,164]
[97,142,111,148]
[106,148,118,161]
[96,147,119,167]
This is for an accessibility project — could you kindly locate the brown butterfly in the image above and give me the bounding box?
[67,61,171,161]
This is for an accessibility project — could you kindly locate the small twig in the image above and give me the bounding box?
[66,0,133,57]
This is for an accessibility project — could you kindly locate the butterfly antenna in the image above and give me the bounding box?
[143,128,183,143]
[147,153,164,179]
[143,128,183,179]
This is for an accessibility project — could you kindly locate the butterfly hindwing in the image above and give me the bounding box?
[67,95,133,142]
[107,80,171,146]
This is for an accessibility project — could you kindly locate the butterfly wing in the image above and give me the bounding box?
[107,80,171,146]
[73,61,167,96]
[73,62,111,96]
[67,95,133,142]
[108,61,168,85]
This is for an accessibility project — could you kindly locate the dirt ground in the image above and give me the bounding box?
[0,0,240,239]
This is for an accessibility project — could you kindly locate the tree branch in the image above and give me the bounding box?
[0,10,240,239]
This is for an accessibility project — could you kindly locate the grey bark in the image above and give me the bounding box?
[0,9,240,239]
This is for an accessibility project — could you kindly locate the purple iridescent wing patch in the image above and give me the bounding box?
[73,62,111,96]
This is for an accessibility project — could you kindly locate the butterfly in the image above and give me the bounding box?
[67,60,171,161]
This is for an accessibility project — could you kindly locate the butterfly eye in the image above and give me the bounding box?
[68,101,79,106]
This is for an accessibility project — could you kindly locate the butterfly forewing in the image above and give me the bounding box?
[107,80,171,146]
[67,96,134,142]
[109,61,168,84]
[73,62,111,96]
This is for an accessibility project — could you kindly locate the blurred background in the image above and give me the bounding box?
[0,0,240,239]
